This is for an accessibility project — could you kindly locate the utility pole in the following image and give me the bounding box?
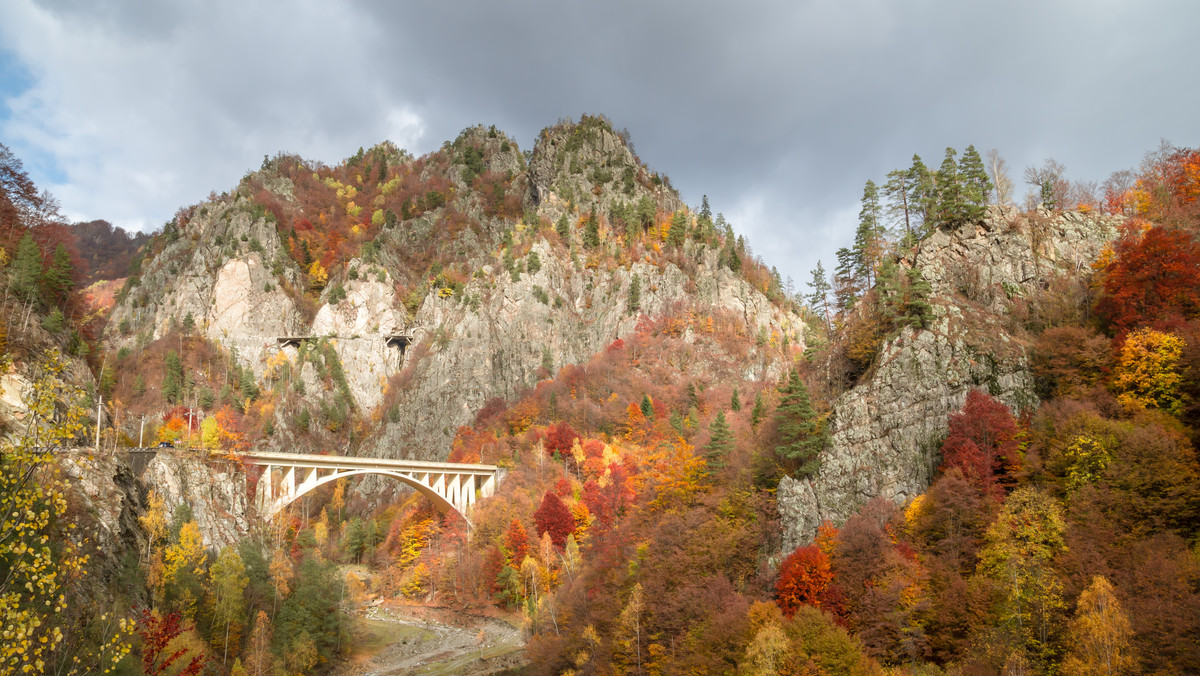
[139,415,145,448]
[95,393,102,452]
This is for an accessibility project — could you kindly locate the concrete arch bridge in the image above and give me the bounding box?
[236,451,502,528]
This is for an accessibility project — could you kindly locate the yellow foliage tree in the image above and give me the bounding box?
[1062,575,1136,675]
[1112,327,1185,414]
[308,261,328,291]
[0,349,133,674]
[162,521,208,619]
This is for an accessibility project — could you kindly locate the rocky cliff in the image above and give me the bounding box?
[778,208,1121,549]
[103,119,802,468]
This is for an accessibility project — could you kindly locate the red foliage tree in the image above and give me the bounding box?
[504,518,530,565]
[775,544,834,618]
[136,608,206,676]
[483,544,505,598]
[940,389,1022,497]
[1096,224,1200,334]
[533,490,575,548]
[544,421,580,457]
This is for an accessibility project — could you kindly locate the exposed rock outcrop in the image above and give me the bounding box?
[778,208,1121,550]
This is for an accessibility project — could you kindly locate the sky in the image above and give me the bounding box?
[1,0,1197,289]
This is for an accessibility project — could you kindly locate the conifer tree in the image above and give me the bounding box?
[908,154,936,233]
[640,394,653,419]
[934,147,963,228]
[627,275,641,313]
[583,209,600,249]
[704,411,734,475]
[163,350,183,404]
[731,387,741,411]
[556,213,571,243]
[853,180,884,286]
[43,243,74,305]
[883,168,913,238]
[773,368,825,478]
[751,391,765,429]
[958,144,993,221]
[668,210,687,247]
[10,232,43,304]
[833,247,859,312]
[806,260,831,330]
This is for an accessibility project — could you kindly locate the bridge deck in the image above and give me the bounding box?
[231,450,497,475]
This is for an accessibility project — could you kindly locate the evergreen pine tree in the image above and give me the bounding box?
[908,154,936,235]
[806,260,831,329]
[934,147,963,228]
[640,394,653,419]
[751,391,765,429]
[853,180,884,286]
[883,168,913,238]
[556,213,571,243]
[163,350,184,404]
[833,247,859,312]
[773,368,826,479]
[958,145,993,222]
[731,387,741,411]
[627,275,641,313]
[704,411,734,475]
[42,243,74,305]
[700,195,712,222]
[668,210,687,247]
[10,232,43,305]
[902,267,934,329]
[583,209,600,249]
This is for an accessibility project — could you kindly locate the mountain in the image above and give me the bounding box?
[101,114,800,475]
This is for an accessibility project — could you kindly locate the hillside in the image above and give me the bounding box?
[101,115,800,470]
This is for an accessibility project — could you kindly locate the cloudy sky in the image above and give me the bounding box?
[1,0,1197,287]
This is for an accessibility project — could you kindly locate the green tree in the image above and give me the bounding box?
[883,168,914,238]
[751,391,765,429]
[853,180,885,286]
[731,387,741,412]
[628,275,641,314]
[704,411,734,475]
[583,210,600,249]
[833,247,859,312]
[556,213,570,243]
[668,210,687,247]
[934,147,963,228]
[908,154,936,234]
[958,144,993,222]
[276,555,347,666]
[40,307,65,334]
[163,350,183,404]
[774,369,826,478]
[10,231,43,304]
[806,260,831,330]
[42,243,74,305]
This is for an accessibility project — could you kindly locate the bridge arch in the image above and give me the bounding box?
[243,452,501,531]
[262,467,471,525]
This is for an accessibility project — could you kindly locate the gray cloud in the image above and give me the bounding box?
[2,0,1197,288]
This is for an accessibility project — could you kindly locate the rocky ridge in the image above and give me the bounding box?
[778,207,1122,549]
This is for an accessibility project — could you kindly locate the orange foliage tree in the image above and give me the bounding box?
[1095,223,1200,334]
[776,544,834,618]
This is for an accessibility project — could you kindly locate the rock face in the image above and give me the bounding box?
[140,452,251,546]
[777,208,1121,550]
[365,239,802,461]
